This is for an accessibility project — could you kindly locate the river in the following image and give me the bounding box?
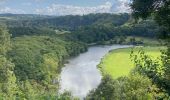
[60,45,131,99]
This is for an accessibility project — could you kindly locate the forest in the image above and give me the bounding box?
[0,0,169,99]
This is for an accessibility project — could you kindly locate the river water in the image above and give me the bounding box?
[60,45,131,99]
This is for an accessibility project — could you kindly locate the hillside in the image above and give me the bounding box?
[0,13,161,45]
[0,13,168,99]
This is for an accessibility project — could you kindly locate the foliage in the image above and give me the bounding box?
[131,0,170,95]
[6,13,130,30]
[99,47,163,79]
[9,27,56,37]
[130,48,170,94]
[0,25,20,99]
[86,74,168,100]
[130,0,170,44]
[130,48,164,82]
[0,26,11,55]
[7,35,86,99]
[0,10,167,99]
[0,24,87,99]
[2,13,160,45]
[87,47,169,99]
[59,20,160,44]
[3,13,161,46]
[0,56,19,99]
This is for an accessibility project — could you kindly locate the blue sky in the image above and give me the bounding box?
[0,0,130,15]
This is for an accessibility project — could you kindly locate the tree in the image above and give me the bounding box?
[131,0,170,94]
[0,25,19,99]
[131,0,170,39]
[86,74,168,100]
[0,25,11,55]
[0,56,19,99]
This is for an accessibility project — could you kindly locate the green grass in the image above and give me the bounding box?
[99,46,165,79]
[125,36,161,46]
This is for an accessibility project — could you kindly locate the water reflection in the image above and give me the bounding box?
[60,45,131,99]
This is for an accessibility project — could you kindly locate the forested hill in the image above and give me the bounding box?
[1,13,161,42]
[0,13,164,99]
[0,13,54,21]
[4,13,130,30]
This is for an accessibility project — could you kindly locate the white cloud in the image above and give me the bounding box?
[35,1,131,15]
[0,7,25,14]
[111,0,131,13]
[0,0,131,15]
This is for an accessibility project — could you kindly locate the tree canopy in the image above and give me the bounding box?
[131,0,170,38]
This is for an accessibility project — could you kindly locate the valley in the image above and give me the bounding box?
[0,11,169,99]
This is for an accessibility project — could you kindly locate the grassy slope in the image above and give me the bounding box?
[99,46,165,79]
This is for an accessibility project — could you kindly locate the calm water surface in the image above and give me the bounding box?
[60,45,131,99]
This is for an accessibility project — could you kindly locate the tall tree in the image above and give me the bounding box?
[131,0,170,38]
[0,25,19,99]
[131,0,170,94]
[0,25,11,55]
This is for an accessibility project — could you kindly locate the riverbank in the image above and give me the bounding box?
[59,45,131,99]
[87,36,161,46]
[98,46,165,79]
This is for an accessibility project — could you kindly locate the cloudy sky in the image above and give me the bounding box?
[0,0,131,15]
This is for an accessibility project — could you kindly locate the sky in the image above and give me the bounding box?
[0,0,131,16]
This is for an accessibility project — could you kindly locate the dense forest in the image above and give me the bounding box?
[3,13,161,44]
[0,0,169,99]
[0,25,87,99]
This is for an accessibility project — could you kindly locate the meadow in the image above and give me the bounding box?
[99,46,165,79]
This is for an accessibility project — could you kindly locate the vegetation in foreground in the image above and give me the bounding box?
[0,0,169,98]
[87,47,169,99]
[87,0,170,99]
[99,47,164,79]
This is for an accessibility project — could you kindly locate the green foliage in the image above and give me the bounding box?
[161,47,170,93]
[130,49,164,80]
[9,27,56,37]
[60,19,161,44]
[86,75,115,100]
[0,10,167,99]
[125,36,161,46]
[131,0,170,39]
[0,25,19,99]
[8,36,87,82]
[155,1,170,36]
[71,25,118,43]
[0,56,19,99]
[86,74,168,100]
[6,13,130,30]
[130,49,170,94]
[3,13,161,45]
[131,0,170,94]
[99,47,163,79]
[113,74,166,100]
[0,26,11,55]
[122,19,161,38]
[87,47,169,99]
[2,35,86,99]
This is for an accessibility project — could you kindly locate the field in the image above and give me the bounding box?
[99,46,165,79]
[126,36,161,45]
